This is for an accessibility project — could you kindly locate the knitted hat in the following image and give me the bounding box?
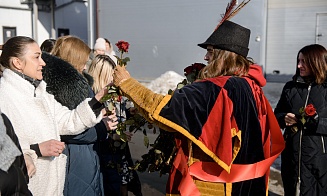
[198,20,250,57]
[94,38,106,50]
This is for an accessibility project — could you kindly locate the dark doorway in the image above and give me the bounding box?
[58,28,70,37]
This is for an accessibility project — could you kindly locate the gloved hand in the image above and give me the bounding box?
[113,65,131,87]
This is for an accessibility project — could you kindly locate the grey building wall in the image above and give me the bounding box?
[97,0,266,80]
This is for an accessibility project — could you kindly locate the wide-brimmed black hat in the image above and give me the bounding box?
[198,20,250,57]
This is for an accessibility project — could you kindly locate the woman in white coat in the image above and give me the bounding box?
[0,36,107,196]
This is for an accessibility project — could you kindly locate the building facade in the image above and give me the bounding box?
[0,0,89,46]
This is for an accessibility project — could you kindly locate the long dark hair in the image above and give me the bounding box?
[0,36,36,69]
[293,44,327,84]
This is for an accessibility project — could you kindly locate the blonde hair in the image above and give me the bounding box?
[88,55,116,93]
[199,49,250,79]
[51,35,91,73]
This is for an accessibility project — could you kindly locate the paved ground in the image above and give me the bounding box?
[127,82,286,196]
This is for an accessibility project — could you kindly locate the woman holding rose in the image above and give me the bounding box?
[274,44,327,196]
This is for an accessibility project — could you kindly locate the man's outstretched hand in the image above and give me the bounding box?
[113,65,131,87]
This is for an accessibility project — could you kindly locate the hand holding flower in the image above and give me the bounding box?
[103,111,118,131]
[285,113,298,126]
[95,85,109,102]
[291,104,318,133]
[113,65,131,86]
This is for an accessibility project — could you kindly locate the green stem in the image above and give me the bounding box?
[120,52,123,66]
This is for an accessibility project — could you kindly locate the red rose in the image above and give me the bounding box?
[115,40,129,53]
[184,66,193,76]
[304,104,316,116]
[192,63,206,72]
[117,95,122,102]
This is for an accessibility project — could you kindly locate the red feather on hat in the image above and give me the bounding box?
[215,0,251,31]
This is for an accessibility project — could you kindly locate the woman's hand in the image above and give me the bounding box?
[24,154,36,178]
[103,111,118,131]
[113,65,130,86]
[39,139,65,157]
[285,113,298,126]
[94,85,109,102]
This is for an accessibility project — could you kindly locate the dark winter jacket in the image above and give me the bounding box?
[42,52,108,196]
[274,76,327,196]
[0,113,32,196]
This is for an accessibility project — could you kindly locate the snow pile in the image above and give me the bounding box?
[145,71,185,95]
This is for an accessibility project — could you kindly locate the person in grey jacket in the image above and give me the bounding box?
[0,111,32,196]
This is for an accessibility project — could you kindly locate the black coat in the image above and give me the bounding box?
[0,113,32,196]
[274,77,327,196]
[42,52,108,196]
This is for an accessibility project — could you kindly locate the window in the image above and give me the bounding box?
[3,26,16,43]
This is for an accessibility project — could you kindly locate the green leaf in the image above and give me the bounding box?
[107,102,115,112]
[177,83,185,89]
[100,86,119,102]
[144,135,149,148]
[122,57,131,64]
[124,119,136,125]
[301,117,306,124]
[116,129,122,135]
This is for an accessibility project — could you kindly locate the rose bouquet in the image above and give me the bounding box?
[167,63,206,95]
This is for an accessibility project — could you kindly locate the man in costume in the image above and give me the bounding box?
[112,1,285,195]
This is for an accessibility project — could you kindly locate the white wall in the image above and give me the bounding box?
[0,0,28,7]
[266,0,327,75]
[0,0,32,44]
[0,0,88,45]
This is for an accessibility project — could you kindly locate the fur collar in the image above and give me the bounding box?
[42,52,94,109]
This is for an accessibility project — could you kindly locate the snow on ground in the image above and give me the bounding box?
[144,71,185,95]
